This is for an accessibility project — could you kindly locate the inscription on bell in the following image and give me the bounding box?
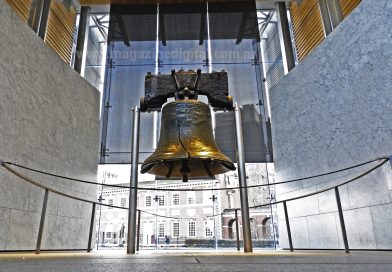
[175,103,194,127]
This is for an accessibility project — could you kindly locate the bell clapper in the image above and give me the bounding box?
[180,160,191,182]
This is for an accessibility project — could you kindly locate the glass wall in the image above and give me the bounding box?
[101,5,157,163]
[98,1,278,251]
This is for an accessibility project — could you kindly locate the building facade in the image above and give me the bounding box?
[96,163,277,248]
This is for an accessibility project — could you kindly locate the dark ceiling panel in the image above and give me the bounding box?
[108,4,157,42]
[159,3,206,42]
[81,0,259,5]
[208,1,260,41]
[108,1,259,43]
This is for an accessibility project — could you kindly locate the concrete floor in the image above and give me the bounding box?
[0,250,391,272]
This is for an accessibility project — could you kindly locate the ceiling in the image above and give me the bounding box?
[74,0,284,16]
[78,0,285,8]
[108,1,260,42]
[80,0,281,4]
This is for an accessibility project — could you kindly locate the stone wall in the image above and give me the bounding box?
[270,0,392,249]
[0,1,100,250]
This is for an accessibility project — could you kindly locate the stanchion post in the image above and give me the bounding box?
[283,201,293,252]
[235,209,240,251]
[36,188,49,254]
[335,187,350,253]
[87,203,96,252]
[136,209,141,252]
[234,103,253,253]
[127,107,141,254]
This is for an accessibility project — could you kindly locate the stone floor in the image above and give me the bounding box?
[0,250,391,272]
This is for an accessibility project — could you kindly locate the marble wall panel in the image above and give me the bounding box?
[42,215,70,249]
[370,203,392,249]
[5,210,41,250]
[307,213,340,249]
[343,207,376,249]
[289,217,309,248]
[0,0,100,250]
[270,0,392,249]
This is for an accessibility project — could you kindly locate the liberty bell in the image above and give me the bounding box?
[140,69,235,182]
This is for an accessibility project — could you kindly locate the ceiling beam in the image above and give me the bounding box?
[159,13,167,46]
[199,11,206,45]
[236,11,249,44]
[115,14,131,46]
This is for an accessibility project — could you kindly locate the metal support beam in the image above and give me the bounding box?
[28,0,45,33]
[283,201,293,252]
[234,103,253,253]
[159,13,167,46]
[327,0,344,29]
[235,209,240,251]
[275,1,295,74]
[92,16,108,42]
[199,12,206,46]
[87,203,96,252]
[236,11,250,45]
[318,0,333,36]
[116,14,131,47]
[318,0,343,35]
[36,189,49,254]
[74,6,91,74]
[136,209,141,252]
[28,0,52,39]
[127,107,141,254]
[335,187,350,253]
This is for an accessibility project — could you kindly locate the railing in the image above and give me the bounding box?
[0,156,390,254]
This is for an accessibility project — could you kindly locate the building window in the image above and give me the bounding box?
[121,198,126,207]
[106,232,111,238]
[188,221,196,237]
[204,221,213,237]
[188,192,195,204]
[173,194,180,205]
[172,222,179,237]
[158,223,165,237]
[158,195,165,206]
[108,199,113,209]
[146,196,151,207]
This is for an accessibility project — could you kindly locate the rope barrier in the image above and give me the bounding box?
[1,157,389,220]
[1,156,386,192]
[0,161,200,221]
[215,157,389,215]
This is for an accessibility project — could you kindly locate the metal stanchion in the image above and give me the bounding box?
[36,189,49,254]
[283,201,293,252]
[87,203,96,252]
[235,209,240,251]
[234,103,253,253]
[74,6,91,74]
[335,187,350,253]
[127,107,141,254]
[136,209,141,252]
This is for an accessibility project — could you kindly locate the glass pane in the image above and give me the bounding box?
[101,4,158,164]
[104,62,155,163]
[158,3,208,71]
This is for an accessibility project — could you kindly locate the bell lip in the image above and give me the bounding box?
[140,158,236,175]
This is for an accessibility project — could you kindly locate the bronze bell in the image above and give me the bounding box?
[141,99,235,181]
